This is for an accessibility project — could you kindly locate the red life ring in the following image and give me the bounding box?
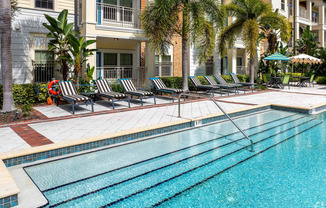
[48,80,61,95]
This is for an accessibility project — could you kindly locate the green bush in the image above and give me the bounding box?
[316,77,326,84]
[110,83,124,93]
[0,83,49,109]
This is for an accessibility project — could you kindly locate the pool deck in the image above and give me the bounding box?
[1,85,326,155]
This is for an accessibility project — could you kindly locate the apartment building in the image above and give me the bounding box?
[7,0,74,84]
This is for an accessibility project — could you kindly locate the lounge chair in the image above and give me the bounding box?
[189,76,221,96]
[204,76,238,96]
[95,79,130,109]
[150,77,184,102]
[230,73,259,92]
[118,78,156,106]
[213,74,243,88]
[282,74,290,89]
[58,81,94,114]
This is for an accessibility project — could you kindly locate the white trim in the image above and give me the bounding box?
[95,25,143,33]
[17,7,74,15]
[85,34,148,41]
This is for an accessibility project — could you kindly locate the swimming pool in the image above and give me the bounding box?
[24,110,325,207]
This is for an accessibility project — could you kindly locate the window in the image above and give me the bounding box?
[120,54,133,66]
[35,0,53,9]
[237,57,243,66]
[33,51,54,82]
[104,53,118,66]
[281,0,285,11]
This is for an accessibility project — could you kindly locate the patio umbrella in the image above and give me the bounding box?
[263,52,291,61]
[289,53,322,64]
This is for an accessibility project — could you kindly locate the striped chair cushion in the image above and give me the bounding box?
[63,95,90,101]
[95,79,112,93]
[205,76,219,85]
[189,77,202,87]
[152,78,167,89]
[101,91,126,98]
[59,81,78,96]
[162,88,183,93]
[119,79,137,91]
[215,75,228,85]
[128,91,153,96]
[230,73,240,83]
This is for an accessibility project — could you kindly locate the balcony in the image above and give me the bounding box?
[96,3,141,29]
[299,7,308,19]
[236,66,249,75]
[155,62,173,77]
[312,12,319,24]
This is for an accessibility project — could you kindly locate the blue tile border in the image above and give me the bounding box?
[0,195,18,208]
[271,105,311,114]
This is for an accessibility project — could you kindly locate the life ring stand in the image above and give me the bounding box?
[48,80,61,96]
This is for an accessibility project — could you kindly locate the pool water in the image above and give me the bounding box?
[24,110,326,207]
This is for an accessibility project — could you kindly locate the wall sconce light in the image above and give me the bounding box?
[114,38,119,41]
[175,41,178,45]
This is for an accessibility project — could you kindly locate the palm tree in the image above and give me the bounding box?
[218,0,291,83]
[43,10,76,80]
[0,0,15,112]
[141,0,225,91]
[295,26,319,56]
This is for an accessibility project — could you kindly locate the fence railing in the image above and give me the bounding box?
[96,3,141,28]
[32,61,54,83]
[299,7,308,19]
[96,67,147,88]
[236,66,249,75]
[155,62,173,77]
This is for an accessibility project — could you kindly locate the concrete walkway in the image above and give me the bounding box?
[1,85,326,154]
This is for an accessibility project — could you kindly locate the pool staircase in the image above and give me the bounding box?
[41,112,322,207]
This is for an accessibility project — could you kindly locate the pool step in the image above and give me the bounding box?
[44,114,304,205]
[48,117,321,207]
[110,119,322,208]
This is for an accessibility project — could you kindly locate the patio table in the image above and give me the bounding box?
[81,92,98,102]
[294,77,310,87]
[270,77,283,88]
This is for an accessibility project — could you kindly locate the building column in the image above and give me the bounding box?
[307,0,312,21]
[294,0,300,40]
[214,53,221,75]
[319,6,325,47]
[227,48,237,74]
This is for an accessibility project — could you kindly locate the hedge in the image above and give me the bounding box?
[316,77,326,84]
[0,83,48,109]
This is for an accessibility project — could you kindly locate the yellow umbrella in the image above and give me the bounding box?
[289,54,322,64]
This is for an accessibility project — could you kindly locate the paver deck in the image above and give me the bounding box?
[1,85,326,154]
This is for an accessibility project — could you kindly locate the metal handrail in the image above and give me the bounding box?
[178,92,254,152]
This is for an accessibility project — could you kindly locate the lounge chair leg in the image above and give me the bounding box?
[172,93,174,103]
[72,101,75,114]
[112,98,115,109]
[153,94,156,104]
[140,96,143,106]
[91,99,94,112]
[127,96,130,108]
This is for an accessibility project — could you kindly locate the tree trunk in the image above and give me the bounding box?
[182,37,189,91]
[182,1,190,91]
[0,0,15,112]
[249,58,255,83]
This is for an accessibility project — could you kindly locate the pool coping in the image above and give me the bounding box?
[1,101,326,207]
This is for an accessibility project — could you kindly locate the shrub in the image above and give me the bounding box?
[111,83,124,93]
[316,77,326,84]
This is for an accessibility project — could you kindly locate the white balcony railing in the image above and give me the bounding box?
[96,67,147,88]
[236,66,249,75]
[96,3,141,28]
[299,6,308,19]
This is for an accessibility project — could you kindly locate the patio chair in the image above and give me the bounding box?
[262,74,271,86]
[282,75,291,89]
[230,73,259,92]
[58,81,94,114]
[188,76,221,96]
[150,77,184,102]
[95,79,130,109]
[309,74,315,87]
[205,76,239,95]
[118,78,156,106]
